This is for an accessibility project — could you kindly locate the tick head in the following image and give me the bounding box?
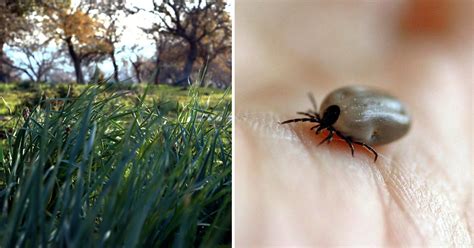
[320,105,340,128]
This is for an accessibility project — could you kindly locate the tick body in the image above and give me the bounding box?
[280,85,411,162]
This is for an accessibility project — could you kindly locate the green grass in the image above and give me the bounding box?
[0,83,228,115]
[0,84,231,247]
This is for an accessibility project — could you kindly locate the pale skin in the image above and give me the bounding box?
[235,1,473,246]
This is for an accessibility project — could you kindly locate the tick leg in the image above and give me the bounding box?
[297,111,317,118]
[310,124,320,131]
[334,130,355,157]
[280,118,318,124]
[315,125,328,134]
[318,130,334,145]
[297,112,321,122]
[327,134,334,143]
[307,92,318,113]
[307,111,321,120]
[353,141,378,162]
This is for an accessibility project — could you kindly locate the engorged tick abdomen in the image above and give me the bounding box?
[319,85,411,145]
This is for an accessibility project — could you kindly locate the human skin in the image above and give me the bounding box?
[235,1,473,246]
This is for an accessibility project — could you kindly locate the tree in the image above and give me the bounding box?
[0,1,35,82]
[0,54,19,82]
[146,0,231,86]
[104,18,121,83]
[99,2,126,83]
[6,43,60,83]
[204,52,231,88]
[145,29,164,85]
[140,28,184,84]
[128,45,144,83]
[130,56,143,83]
[41,2,112,84]
[2,13,61,83]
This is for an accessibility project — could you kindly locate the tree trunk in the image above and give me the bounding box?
[0,41,7,83]
[110,50,119,83]
[131,62,142,83]
[65,37,85,84]
[177,41,198,86]
[153,54,160,85]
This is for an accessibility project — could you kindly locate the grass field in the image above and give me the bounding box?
[0,83,231,247]
[0,82,228,115]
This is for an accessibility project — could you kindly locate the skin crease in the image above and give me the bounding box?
[235,1,473,247]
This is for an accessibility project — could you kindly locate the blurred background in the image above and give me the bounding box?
[0,0,231,87]
[236,0,471,112]
[236,0,472,246]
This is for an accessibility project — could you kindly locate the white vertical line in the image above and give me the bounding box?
[230,0,235,247]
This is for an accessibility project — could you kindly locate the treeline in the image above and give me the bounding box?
[0,0,231,88]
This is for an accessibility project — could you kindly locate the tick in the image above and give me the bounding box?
[280,85,411,162]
